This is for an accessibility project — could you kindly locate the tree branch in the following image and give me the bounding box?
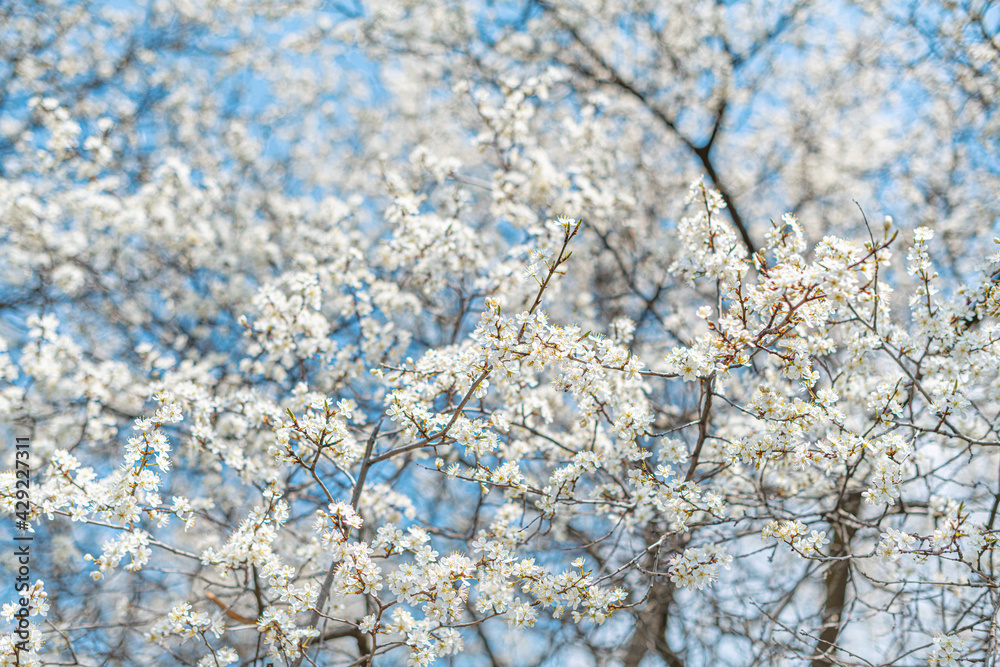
[291,418,383,667]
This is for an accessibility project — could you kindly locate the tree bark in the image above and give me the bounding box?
[811,492,862,667]
[624,579,684,667]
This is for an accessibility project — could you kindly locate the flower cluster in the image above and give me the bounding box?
[876,527,918,561]
[667,544,733,590]
[928,633,968,667]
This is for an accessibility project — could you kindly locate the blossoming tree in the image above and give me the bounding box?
[2,0,1000,665]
